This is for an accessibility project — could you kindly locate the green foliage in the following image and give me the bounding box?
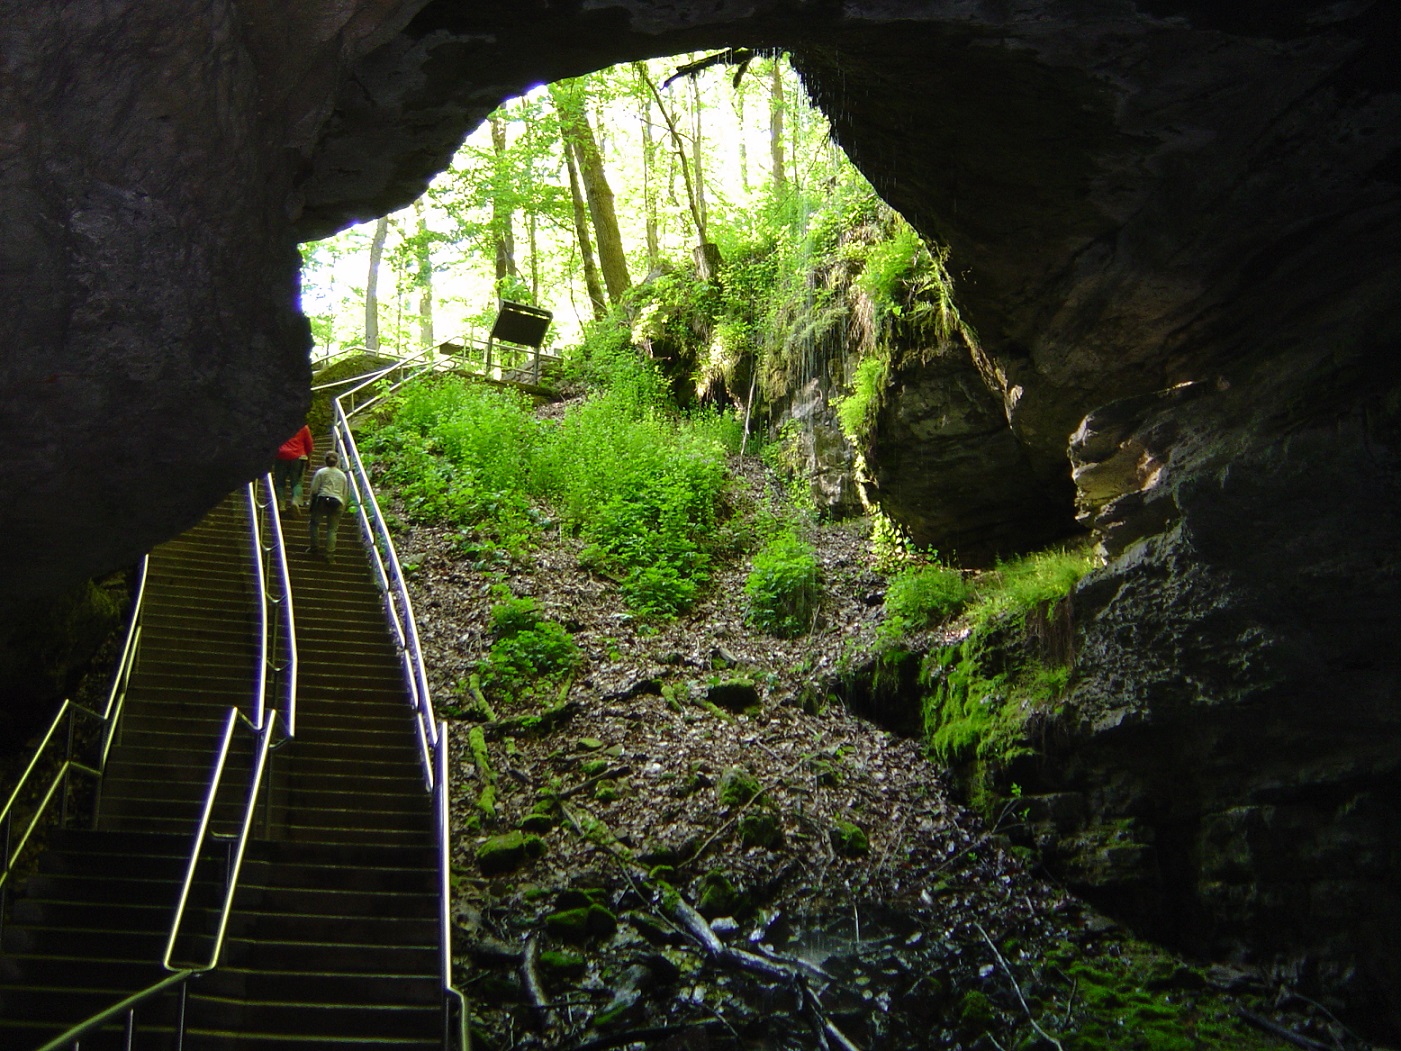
[834,355,889,441]
[921,545,1096,771]
[479,594,578,695]
[743,530,820,637]
[362,352,735,619]
[360,377,540,555]
[880,562,969,641]
[964,546,1099,634]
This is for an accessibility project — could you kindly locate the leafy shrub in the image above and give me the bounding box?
[880,562,969,640]
[744,531,820,637]
[480,595,578,693]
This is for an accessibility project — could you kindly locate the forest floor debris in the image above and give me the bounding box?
[391,449,1349,1051]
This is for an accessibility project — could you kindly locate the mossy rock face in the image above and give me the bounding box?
[581,758,611,777]
[539,949,587,980]
[594,780,621,802]
[829,820,869,857]
[545,903,618,943]
[706,677,761,712]
[738,811,784,850]
[518,813,555,833]
[577,737,606,752]
[476,831,546,875]
[716,766,761,808]
[696,871,741,917]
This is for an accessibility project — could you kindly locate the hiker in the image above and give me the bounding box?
[274,424,314,512]
[307,451,351,562]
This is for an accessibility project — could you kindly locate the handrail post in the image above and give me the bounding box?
[60,706,75,827]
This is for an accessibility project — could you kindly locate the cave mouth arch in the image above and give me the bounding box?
[300,21,1118,563]
[3,1,1399,1034]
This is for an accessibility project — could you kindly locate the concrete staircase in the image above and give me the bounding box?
[0,493,445,1049]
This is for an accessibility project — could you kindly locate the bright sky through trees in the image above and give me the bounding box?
[299,53,855,357]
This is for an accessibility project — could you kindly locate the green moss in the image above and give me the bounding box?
[738,811,784,850]
[829,820,869,857]
[539,950,586,980]
[918,544,1096,807]
[998,938,1284,1051]
[476,831,545,875]
[696,871,740,916]
[545,903,618,943]
[716,766,762,807]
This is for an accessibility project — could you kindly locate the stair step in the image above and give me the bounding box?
[187,993,440,1039]
[220,938,437,974]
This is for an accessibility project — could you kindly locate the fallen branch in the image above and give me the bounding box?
[668,895,831,984]
[1236,1009,1334,1051]
[975,922,1064,1051]
[520,932,552,1031]
[557,764,631,801]
[565,1020,728,1051]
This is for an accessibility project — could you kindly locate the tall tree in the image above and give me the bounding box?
[563,138,607,320]
[770,58,787,196]
[490,114,519,286]
[689,76,709,240]
[634,63,661,273]
[412,199,434,349]
[640,67,707,246]
[550,79,631,304]
[365,216,388,352]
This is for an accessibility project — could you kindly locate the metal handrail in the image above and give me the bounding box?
[246,485,271,732]
[437,720,469,1051]
[1,556,150,896]
[332,371,469,1050]
[254,475,299,737]
[34,970,194,1051]
[163,709,277,971]
[35,486,296,1050]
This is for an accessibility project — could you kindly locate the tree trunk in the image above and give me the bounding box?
[490,114,518,285]
[563,138,607,321]
[640,68,710,249]
[636,67,661,274]
[770,58,787,196]
[690,77,709,239]
[551,81,631,304]
[366,216,388,353]
[413,199,434,350]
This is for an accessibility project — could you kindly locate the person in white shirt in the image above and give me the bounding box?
[307,451,351,562]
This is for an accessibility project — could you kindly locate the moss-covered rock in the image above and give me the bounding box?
[545,903,618,943]
[475,830,546,875]
[696,870,741,917]
[705,677,761,712]
[738,811,784,850]
[829,820,869,857]
[539,949,587,980]
[716,766,761,808]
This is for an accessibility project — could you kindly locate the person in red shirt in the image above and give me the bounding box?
[273,425,314,512]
